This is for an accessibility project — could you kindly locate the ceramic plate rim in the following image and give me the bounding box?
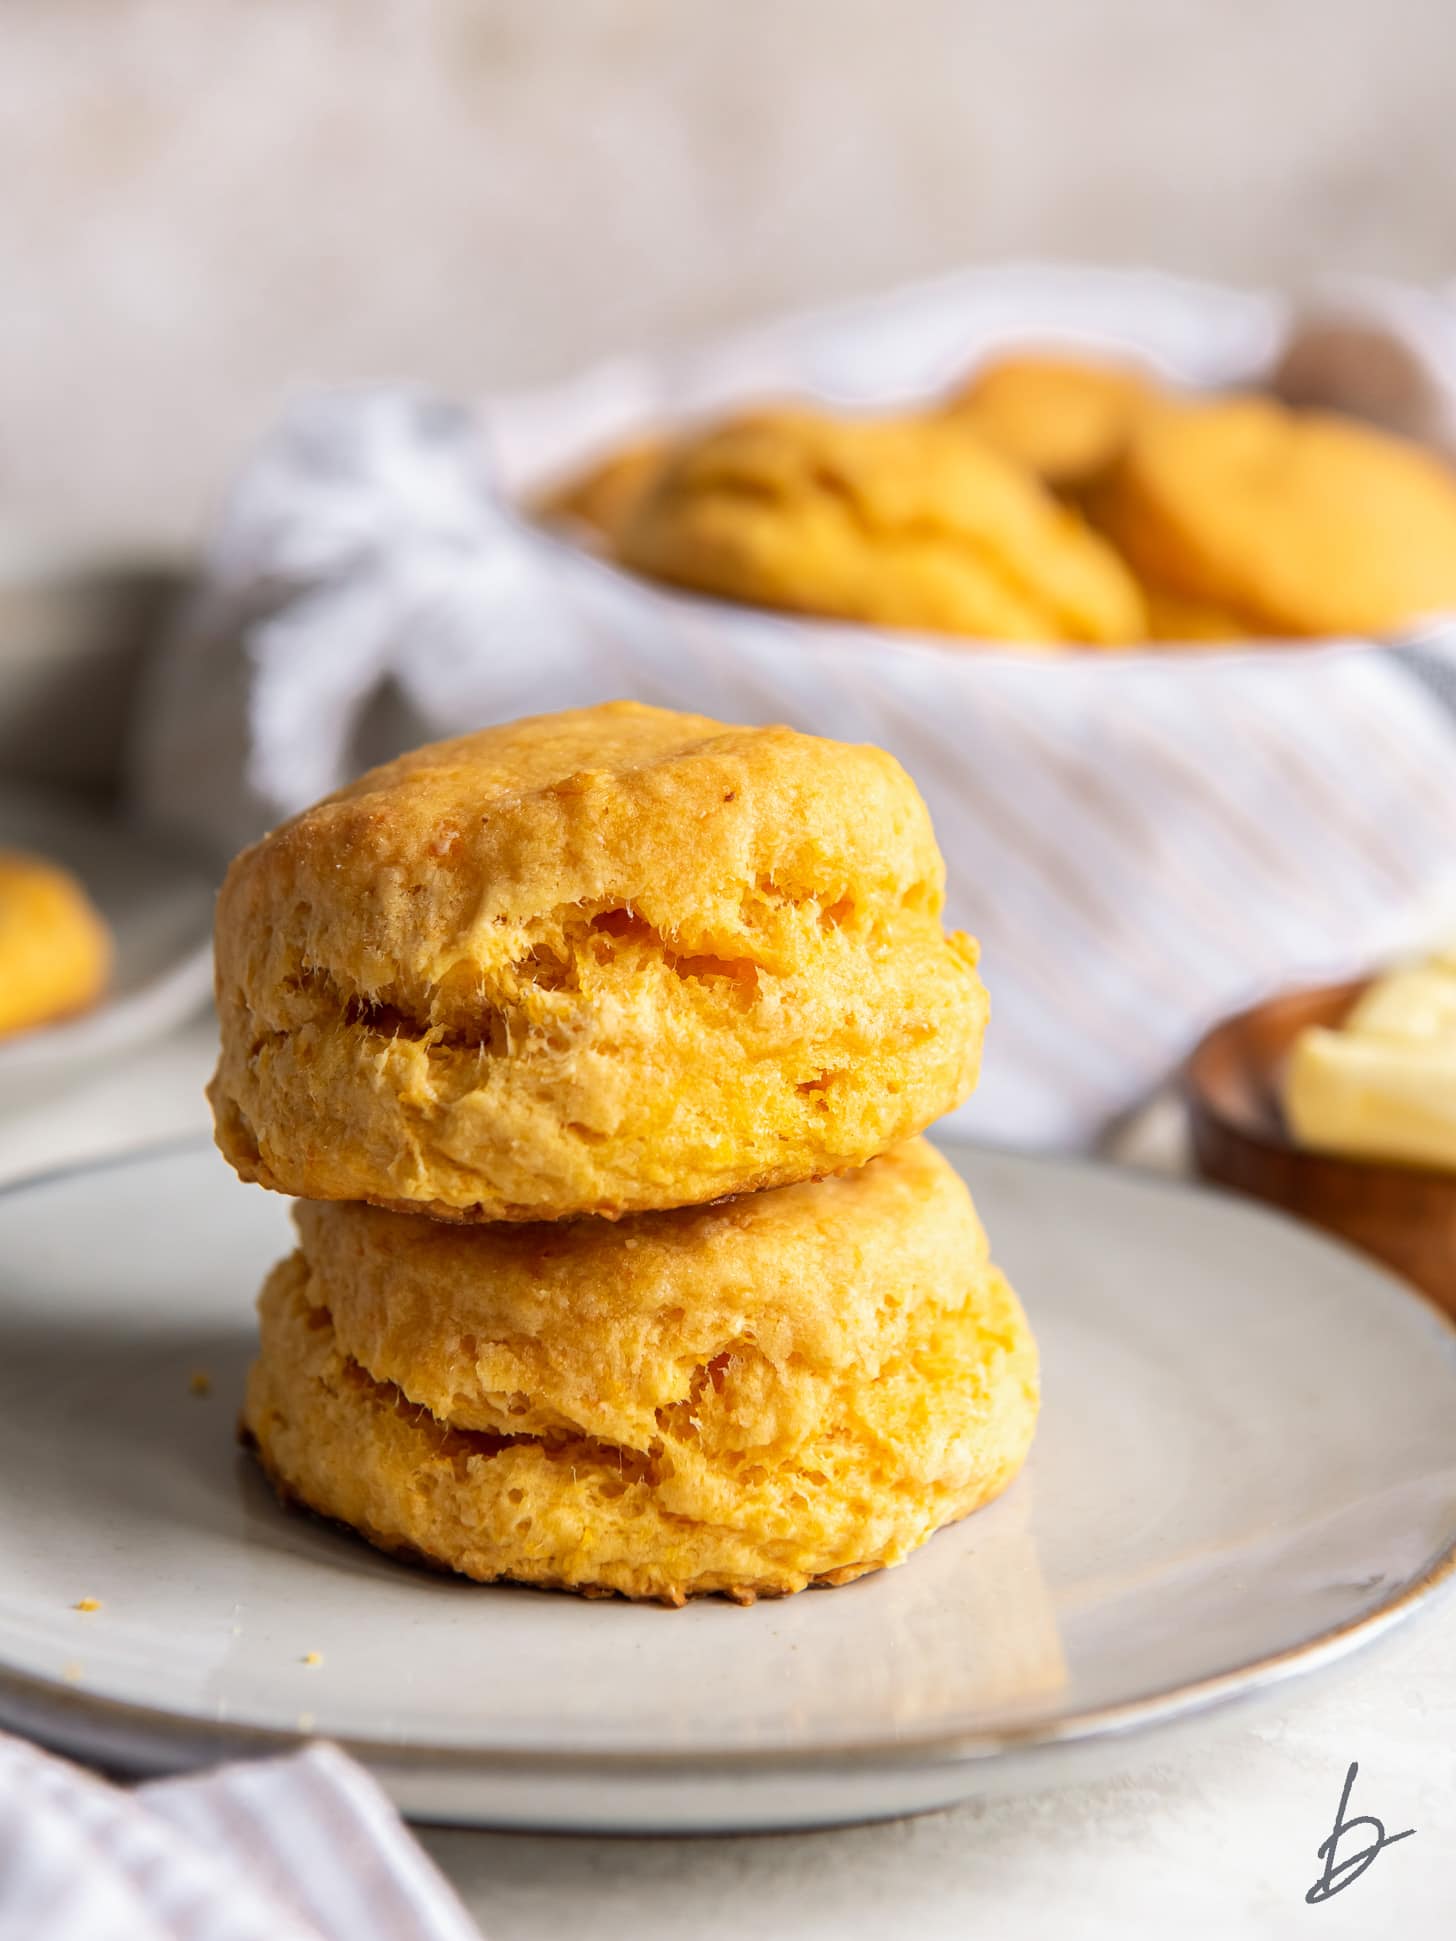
[3,1136,1456,1800]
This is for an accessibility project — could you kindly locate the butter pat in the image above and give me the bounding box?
[1285,952,1456,1173]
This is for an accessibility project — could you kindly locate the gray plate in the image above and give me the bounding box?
[0,1139,1453,1832]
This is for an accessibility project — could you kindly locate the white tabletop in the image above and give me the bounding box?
[3,1021,1451,1938]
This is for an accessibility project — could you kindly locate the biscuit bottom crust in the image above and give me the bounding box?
[242,1232,1039,1606]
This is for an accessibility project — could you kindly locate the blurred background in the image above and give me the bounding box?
[7,0,1456,552]
[4,0,1456,1187]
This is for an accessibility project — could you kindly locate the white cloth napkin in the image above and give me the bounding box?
[0,1731,480,1941]
[129,265,1456,1147]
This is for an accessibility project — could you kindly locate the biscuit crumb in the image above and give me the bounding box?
[73,1598,100,1614]
[297,1711,316,1732]
[62,1662,84,1683]
[188,1370,213,1398]
[301,1650,322,1667]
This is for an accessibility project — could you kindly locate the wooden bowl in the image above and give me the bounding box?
[1186,978,1456,1317]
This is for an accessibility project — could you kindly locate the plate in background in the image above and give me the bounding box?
[0,1139,1452,1833]
[0,544,185,798]
[0,788,214,1098]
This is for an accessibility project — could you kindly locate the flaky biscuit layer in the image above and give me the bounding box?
[210,702,987,1221]
[242,1140,1039,1603]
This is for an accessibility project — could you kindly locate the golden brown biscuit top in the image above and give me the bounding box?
[948,353,1153,489]
[217,700,947,1018]
[617,407,1147,645]
[631,406,1085,560]
[1104,396,1456,636]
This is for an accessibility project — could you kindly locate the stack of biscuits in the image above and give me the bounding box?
[212,701,1039,1604]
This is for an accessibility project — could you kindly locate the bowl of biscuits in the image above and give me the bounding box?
[540,352,1456,651]
[140,266,1456,1149]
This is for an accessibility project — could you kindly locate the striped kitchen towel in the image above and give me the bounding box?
[130,266,1456,1149]
[0,1731,479,1941]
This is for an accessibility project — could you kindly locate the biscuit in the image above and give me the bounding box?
[0,849,111,1039]
[210,702,987,1221]
[1093,396,1456,636]
[946,353,1153,492]
[537,439,667,548]
[616,408,1147,645]
[241,1138,1040,1603]
[1138,583,1249,644]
